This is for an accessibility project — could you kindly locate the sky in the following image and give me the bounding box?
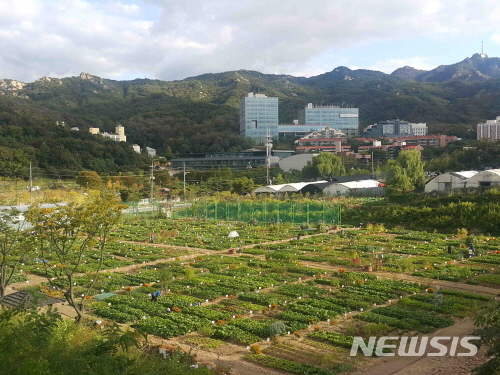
[1,0,500,83]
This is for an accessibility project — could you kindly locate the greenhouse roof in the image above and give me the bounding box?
[279,181,327,193]
[451,171,478,180]
[1,290,64,309]
[332,179,381,189]
[253,181,327,193]
[253,184,289,193]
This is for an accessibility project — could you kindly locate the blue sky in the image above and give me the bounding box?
[0,0,499,82]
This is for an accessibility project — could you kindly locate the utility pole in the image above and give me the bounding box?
[150,160,155,201]
[183,162,190,200]
[371,152,375,177]
[265,127,273,185]
[29,162,33,205]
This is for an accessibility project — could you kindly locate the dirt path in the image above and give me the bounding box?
[351,318,488,375]
[5,228,498,375]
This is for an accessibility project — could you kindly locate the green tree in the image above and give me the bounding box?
[274,173,286,184]
[0,209,33,297]
[26,198,123,323]
[231,177,255,194]
[303,152,345,180]
[473,300,500,375]
[0,306,213,375]
[165,146,174,159]
[76,170,103,189]
[385,150,425,194]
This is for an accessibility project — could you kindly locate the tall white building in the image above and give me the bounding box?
[239,92,279,144]
[477,116,500,140]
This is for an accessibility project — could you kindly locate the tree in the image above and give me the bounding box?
[303,152,346,180]
[25,198,123,323]
[385,150,426,194]
[0,306,212,375]
[473,300,500,375]
[165,145,174,159]
[76,170,103,189]
[231,177,255,195]
[0,209,33,298]
[274,173,286,185]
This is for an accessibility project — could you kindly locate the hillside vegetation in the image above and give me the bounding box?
[2,56,500,174]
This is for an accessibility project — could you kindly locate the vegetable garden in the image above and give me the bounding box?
[14,217,500,375]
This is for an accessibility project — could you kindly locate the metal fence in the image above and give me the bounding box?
[174,201,341,225]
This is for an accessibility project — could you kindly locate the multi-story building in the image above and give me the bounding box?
[357,135,458,150]
[298,103,359,137]
[89,124,127,142]
[277,122,330,138]
[296,126,346,141]
[477,116,500,140]
[361,117,427,138]
[239,92,278,143]
[171,150,279,171]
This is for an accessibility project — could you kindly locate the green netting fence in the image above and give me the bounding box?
[173,201,341,225]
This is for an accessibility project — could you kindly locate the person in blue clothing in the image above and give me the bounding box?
[468,243,476,257]
[151,290,161,302]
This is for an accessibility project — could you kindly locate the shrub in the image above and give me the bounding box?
[250,344,262,354]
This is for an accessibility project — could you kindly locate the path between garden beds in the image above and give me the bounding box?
[7,229,499,375]
[350,317,488,375]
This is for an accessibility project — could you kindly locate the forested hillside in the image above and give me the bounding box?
[2,55,500,175]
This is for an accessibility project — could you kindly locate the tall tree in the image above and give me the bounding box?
[231,177,255,194]
[385,150,426,194]
[303,152,346,180]
[26,198,122,323]
[75,170,103,189]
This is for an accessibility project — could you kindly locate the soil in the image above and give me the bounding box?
[350,318,488,375]
[6,228,498,375]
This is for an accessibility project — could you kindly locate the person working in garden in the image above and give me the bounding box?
[468,243,476,257]
[151,290,161,302]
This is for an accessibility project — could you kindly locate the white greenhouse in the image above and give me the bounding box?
[466,169,500,188]
[424,171,478,192]
[253,181,327,194]
[323,179,383,197]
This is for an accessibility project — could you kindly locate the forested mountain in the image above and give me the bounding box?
[2,54,500,175]
[403,54,500,82]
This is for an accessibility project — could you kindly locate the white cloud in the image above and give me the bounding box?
[0,0,500,82]
[490,34,500,45]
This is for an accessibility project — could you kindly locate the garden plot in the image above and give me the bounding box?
[111,218,301,250]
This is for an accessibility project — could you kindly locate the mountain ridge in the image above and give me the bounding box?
[1,54,500,168]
